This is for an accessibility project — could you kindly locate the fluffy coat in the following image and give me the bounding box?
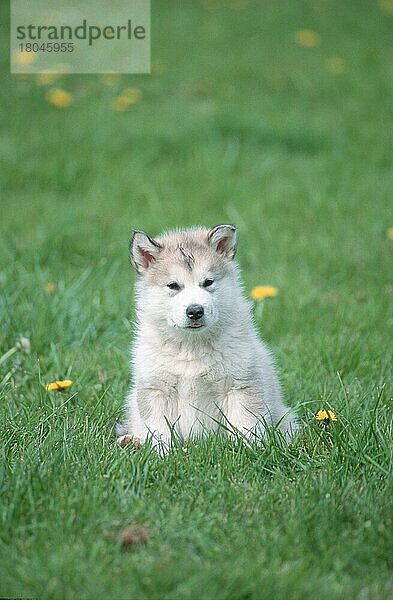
[118,225,298,452]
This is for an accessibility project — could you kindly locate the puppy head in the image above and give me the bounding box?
[129,225,238,335]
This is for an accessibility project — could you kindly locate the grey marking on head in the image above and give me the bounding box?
[178,246,195,270]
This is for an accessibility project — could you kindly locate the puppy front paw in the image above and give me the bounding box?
[117,434,143,450]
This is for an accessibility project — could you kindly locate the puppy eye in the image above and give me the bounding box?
[167,282,181,291]
[202,278,214,288]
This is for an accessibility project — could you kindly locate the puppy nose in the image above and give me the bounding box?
[186,304,204,320]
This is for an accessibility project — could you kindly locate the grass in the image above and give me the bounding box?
[1,0,393,597]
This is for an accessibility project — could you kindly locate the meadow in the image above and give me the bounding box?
[1,0,392,598]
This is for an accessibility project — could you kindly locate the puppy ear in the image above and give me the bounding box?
[129,230,162,273]
[208,224,237,259]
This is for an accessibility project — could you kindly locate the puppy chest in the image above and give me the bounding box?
[154,371,233,423]
[179,371,232,411]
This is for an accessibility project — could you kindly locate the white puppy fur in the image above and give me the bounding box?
[118,225,298,452]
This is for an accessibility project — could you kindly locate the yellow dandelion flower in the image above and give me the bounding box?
[325,57,347,75]
[47,88,72,108]
[294,29,320,48]
[229,0,249,9]
[112,88,143,112]
[46,379,73,391]
[250,286,279,301]
[387,227,393,240]
[112,95,132,112]
[122,87,143,103]
[316,409,338,422]
[44,282,56,294]
[379,0,393,13]
[266,74,287,90]
[101,72,121,86]
[151,59,168,75]
[14,50,36,67]
[36,70,60,86]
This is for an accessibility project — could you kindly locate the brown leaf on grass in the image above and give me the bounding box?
[117,524,151,550]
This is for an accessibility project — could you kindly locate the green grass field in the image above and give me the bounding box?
[1,0,393,598]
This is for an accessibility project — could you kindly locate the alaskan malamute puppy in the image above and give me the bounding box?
[117,225,298,452]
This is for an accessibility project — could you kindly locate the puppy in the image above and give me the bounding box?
[117,225,298,452]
